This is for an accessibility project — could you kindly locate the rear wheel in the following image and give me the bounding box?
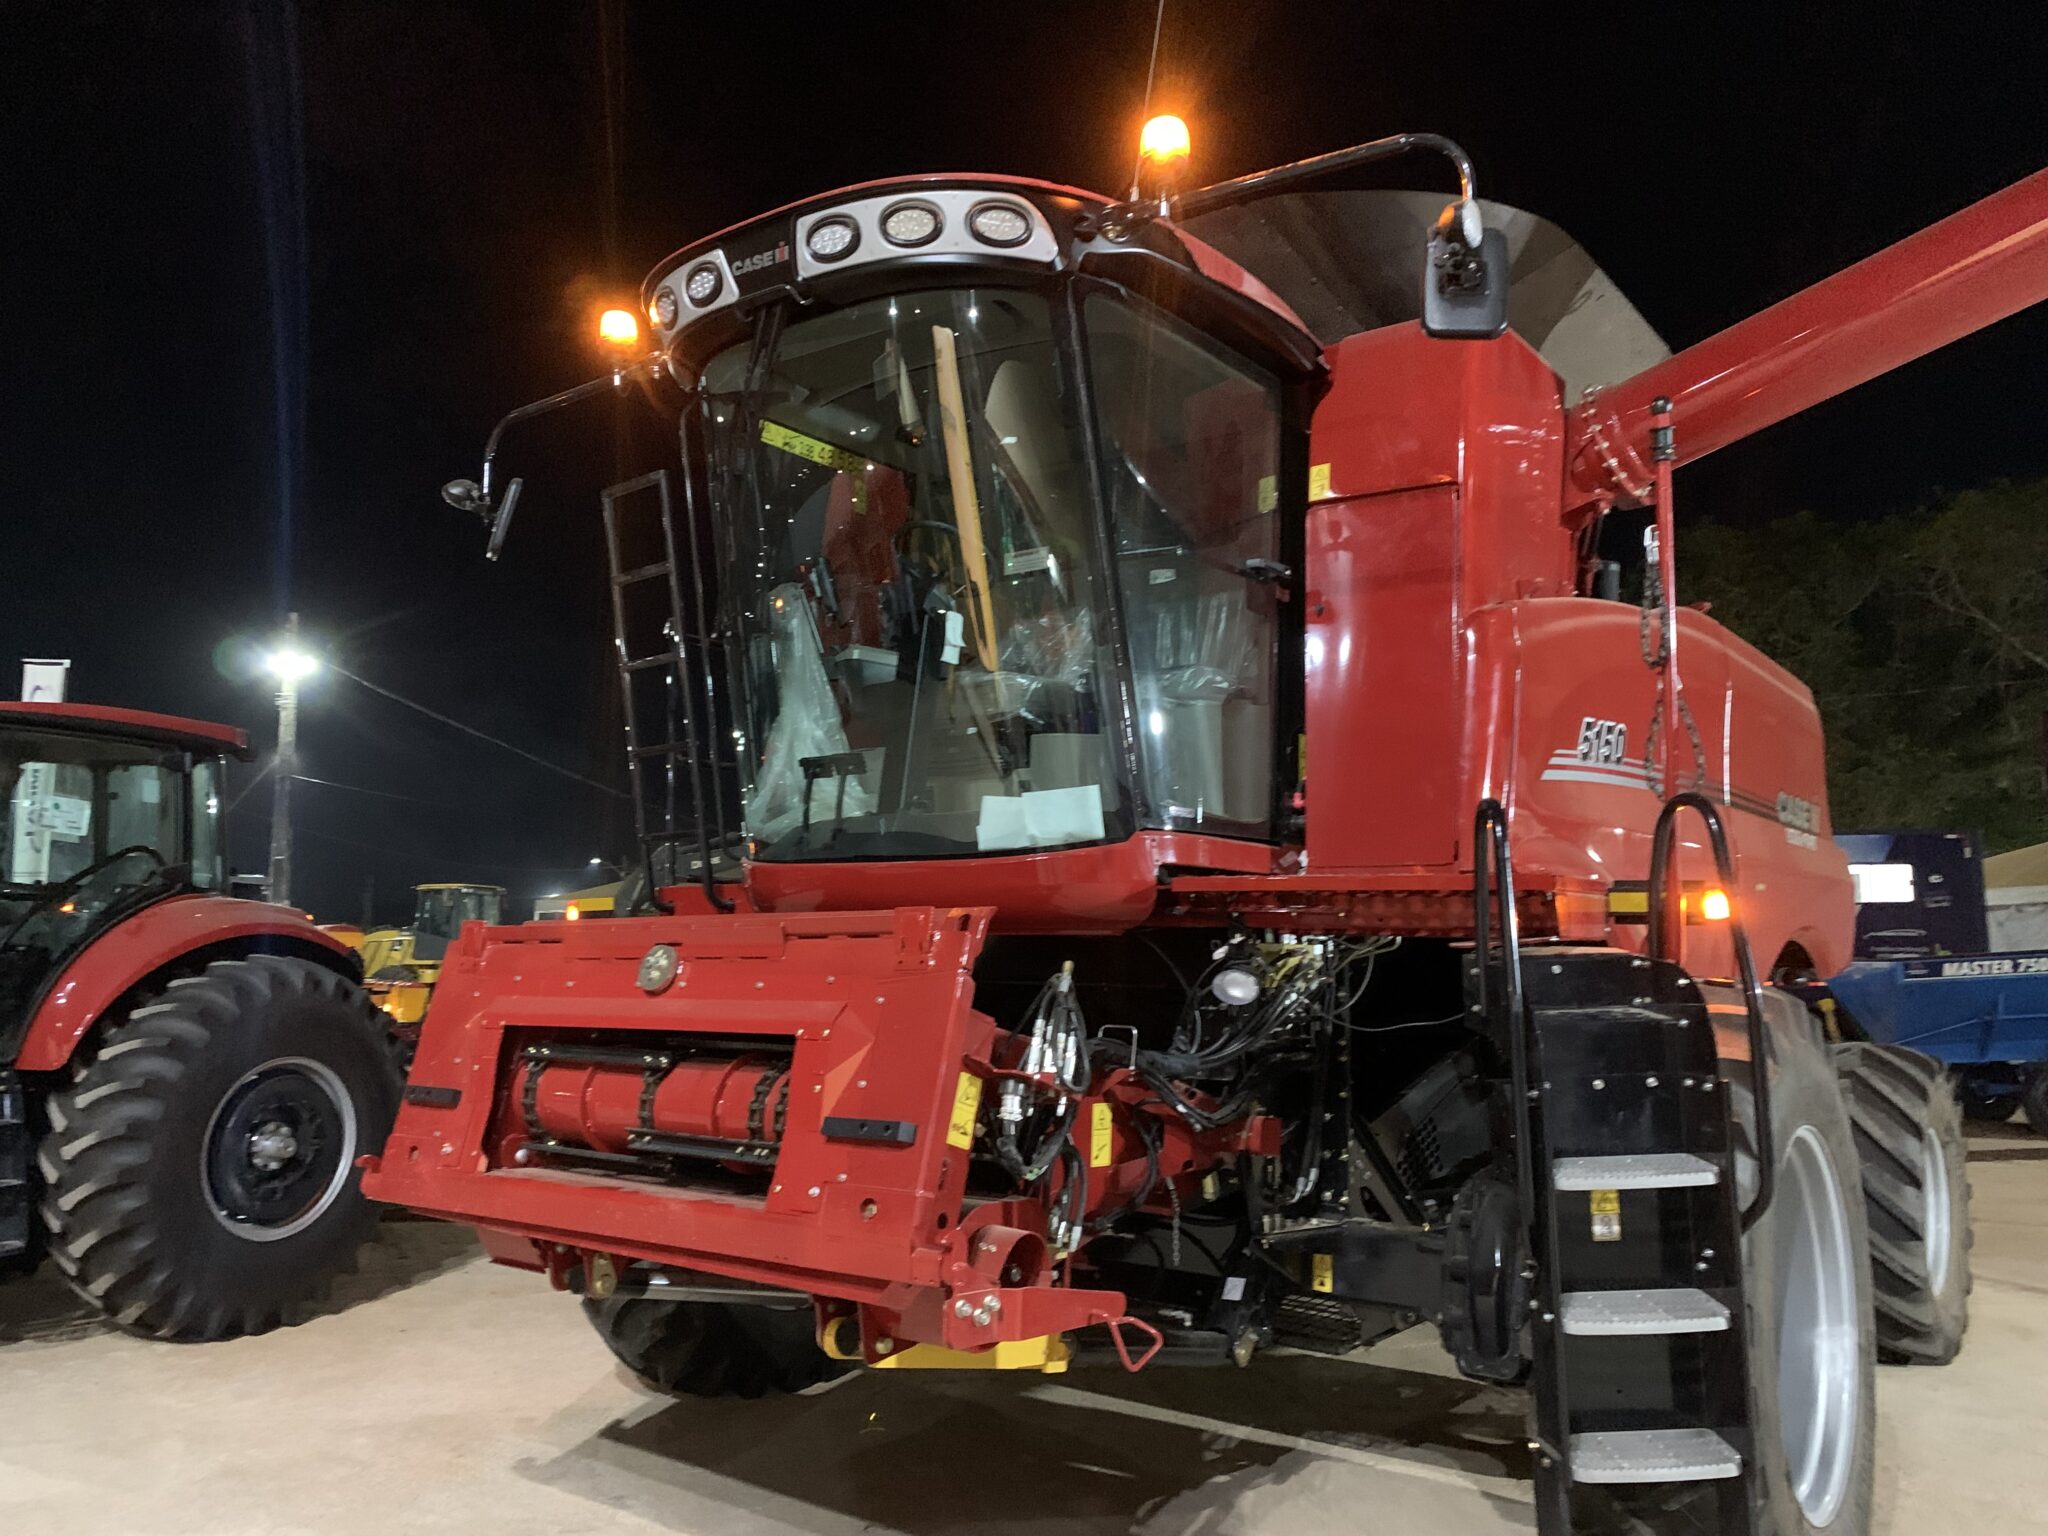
[1724,997,1877,1536]
[584,1294,848,1397]
[1834,1043,1971,1364]
[36,956,399,1340]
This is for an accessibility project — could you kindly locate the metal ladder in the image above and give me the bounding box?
[1474,798,1763,1535]
[600,470,729,911]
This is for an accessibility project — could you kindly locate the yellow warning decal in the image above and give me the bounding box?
[1311,1253,1335,1293]
[1589,1188,1622,1243]
[1257,464,1333,510]
[1090,1101,1114,1168]
[760,419,869,475]
[945,1072,983,1149]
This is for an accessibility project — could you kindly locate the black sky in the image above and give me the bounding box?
[4,1,2044,923]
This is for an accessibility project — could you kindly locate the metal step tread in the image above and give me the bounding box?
[1553,1153,1719,1191]
[1570,1428,1742,1484]
[1532,1003,1683,1025]
[1560,1287,1729,1336]
[614,560,673,584]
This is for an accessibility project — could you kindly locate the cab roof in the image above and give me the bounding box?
[0,700,250,758]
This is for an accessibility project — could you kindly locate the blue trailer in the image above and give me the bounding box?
[1826,831,2048,1129]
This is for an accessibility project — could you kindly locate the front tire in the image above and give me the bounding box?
[584,1294,848,1398]
[1834,1043,1971,1364]
[37,956,400,1340]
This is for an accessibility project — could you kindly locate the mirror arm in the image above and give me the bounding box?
[474,359,664,508]
[1170,132,1477,222]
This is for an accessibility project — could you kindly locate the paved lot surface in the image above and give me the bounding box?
[3,1129,2043,1534]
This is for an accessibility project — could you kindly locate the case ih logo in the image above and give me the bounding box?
[730,242,789,276]
[1776,791,1820,849]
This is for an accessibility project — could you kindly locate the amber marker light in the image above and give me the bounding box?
[1139,113,1191,166]
[1700,888,1733,922]
[597,307,640,347]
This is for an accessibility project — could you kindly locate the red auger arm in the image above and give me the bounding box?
[1571,168,2048,502]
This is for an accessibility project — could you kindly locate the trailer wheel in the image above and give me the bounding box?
[1955,1087,2014,1126]
[2024,1069,2048,1138]
[1723,1001,1877,1536]
[36,956,399,1341]
[583,1295,849,1398]
[1833,1044,1971,1364]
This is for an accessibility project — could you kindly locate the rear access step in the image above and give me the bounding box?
[1519,950,1759,1525]
[1474,797,1763,1533]
[1569,1428,1743,1485]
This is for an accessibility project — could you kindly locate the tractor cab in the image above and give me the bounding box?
[0,702,242,1048]
[361,882,505,981]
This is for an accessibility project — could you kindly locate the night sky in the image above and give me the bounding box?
[4,2,2044,923]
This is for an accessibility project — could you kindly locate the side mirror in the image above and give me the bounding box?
[442,478,489,514]
[484,477,524,562]
[1421,201,1508,340]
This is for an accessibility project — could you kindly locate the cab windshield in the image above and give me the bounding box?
[699,284,1284,862]
[2,729,198,894]
[703,288,1119,861]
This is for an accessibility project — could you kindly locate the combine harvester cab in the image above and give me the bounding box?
[366,124,2048,1534]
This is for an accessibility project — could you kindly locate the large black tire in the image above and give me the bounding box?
[36,956,399,1341]
[2024,1069,2048,1138]
[1956,1086,2015,1125]
[1834,1043,1972,1364]
[1725,994,1877,1536]
[584,1294,849,1398]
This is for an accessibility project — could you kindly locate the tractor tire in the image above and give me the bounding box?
[583,1294,849,1398]
[2024,1069,2048,1138]
[1833,1044,1971,1364]
[36,956,400,1341]
[1724,996,1877,1536]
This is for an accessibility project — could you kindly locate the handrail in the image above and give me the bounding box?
[1472,799,1532,1226]
[1646,791,1774,1229]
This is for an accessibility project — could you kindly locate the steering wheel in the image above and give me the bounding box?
[0,845,170,948]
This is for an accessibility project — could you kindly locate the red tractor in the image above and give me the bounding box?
[366,126,2048,1535]
[2,700,399,1337]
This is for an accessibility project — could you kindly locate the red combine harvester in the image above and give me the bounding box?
[366,124,2048,1533]
[2,701,399,1336]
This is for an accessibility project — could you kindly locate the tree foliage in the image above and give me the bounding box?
[1682,479,2048,854]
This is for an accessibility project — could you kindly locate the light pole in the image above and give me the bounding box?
[587,856,625,878]
[263,614,320,907]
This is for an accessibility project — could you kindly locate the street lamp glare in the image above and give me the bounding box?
[264,648,320,683]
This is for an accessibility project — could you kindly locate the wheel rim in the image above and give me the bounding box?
[1922,1126,1953,1295]
[1776,1123,1861,1528]
[202,1057,357,1243]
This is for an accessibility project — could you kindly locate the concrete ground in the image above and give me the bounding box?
[2,1129,2043,1535]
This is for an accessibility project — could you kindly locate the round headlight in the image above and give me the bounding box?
[806,215,860,263]
[682,261,723,307]
[968,200,1033,248]
[649,287,679,329]
[880,200,943,247]
[637,943,680,995]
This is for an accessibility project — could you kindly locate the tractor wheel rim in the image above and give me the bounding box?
[202,1057,357,1243]
[1922,1126,1953,1295]
[1777,1123,1860,1528]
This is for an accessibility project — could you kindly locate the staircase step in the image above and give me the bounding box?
[1569,1428,1742,1485]
[1560,1287,1729,1337]
[1553,1153,1719,1191]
